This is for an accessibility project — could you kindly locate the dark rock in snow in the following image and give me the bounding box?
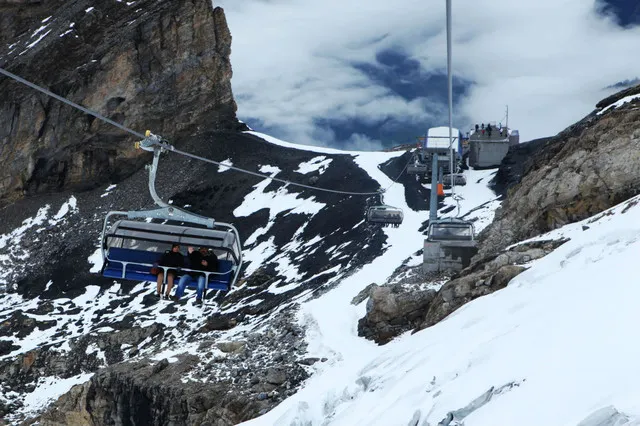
[358,284,436,345]
[0,340,19,356]
[201,314,238,332]
[265,367,287,385]
[351,283,377,305]
[417,243,561,330]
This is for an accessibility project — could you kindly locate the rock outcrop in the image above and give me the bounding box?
[416,240,564,330]
[357,284,436,344]
[31,358,266,426]
[0,0,240,204]
[478,88,640,257]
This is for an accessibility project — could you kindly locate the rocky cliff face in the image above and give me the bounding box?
[0,0,240,205]
[478,85,640,257]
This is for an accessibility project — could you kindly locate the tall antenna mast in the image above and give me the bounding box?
[506,104,509,131]
[446,0,454,199]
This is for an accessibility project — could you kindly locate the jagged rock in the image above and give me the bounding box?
[243,268,275,288]
[33,357,268,425]
[351,283,377,305]
[479,90,640,258]
[201,313,237,332]
[298,357,320,366]
[0,0,240,204]
[418,254,533,330]
[0,340,19,356]
[265,367,287,385]
[358,285,436,344]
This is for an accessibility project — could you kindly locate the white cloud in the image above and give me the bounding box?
[218,0,640,147]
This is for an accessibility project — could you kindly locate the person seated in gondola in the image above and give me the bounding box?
[155,243,185,299]
[175,246,217,304]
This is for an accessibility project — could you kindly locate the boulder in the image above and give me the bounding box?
[358,285,436,344]
[265,367,287,386]
[201,314,237,332]
[351,283,377,305]
[417,247,539,331]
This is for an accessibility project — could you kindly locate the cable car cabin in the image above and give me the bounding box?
[423,219,478,274]
[427,219,475,242]
[442,173,467,188]
[407,154,429,175]
[100,218,242,292]
[407,162,429,174]
[367,205,404,226]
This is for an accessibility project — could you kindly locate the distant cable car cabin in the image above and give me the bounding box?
[366,190,404,227]
[423,219,478,273]
[366,205,404,227]
[442,173,467,188]
[427,219,475,242]
[99,132,243,294]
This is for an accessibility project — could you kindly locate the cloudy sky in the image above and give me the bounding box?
[217,0,640,150]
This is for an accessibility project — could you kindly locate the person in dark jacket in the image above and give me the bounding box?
[156,243,185,299]
[175,246,217,304]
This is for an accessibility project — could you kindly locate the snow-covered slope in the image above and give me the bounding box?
[241,185,640,425]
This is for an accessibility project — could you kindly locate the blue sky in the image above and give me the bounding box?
[220,0,640,150]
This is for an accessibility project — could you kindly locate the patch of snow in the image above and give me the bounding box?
[0,205,49,249]
[85,6,95,12]
[87,247,104,274]
[31,25,49,39]
[295,156,333,175]
[242,237,278,278]
[24,30,52,50]
[101,184,116,197]
[41,16,52,23]
[247,131,362,155]
[598,93,640,115]
[51,195,78,222]
[218,158,233,172]
[234,165,325,246]
[439,168,501,234]
[20,374,93,416]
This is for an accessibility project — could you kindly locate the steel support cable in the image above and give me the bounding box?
[0,67,146,139]
[165,144,383,196]
[0,66,384,197]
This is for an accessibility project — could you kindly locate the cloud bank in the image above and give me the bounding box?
[218,0,640,149]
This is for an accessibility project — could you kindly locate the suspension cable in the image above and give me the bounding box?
[164,144,383,196]
[0,66,402,197]
[0,67,146,139]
